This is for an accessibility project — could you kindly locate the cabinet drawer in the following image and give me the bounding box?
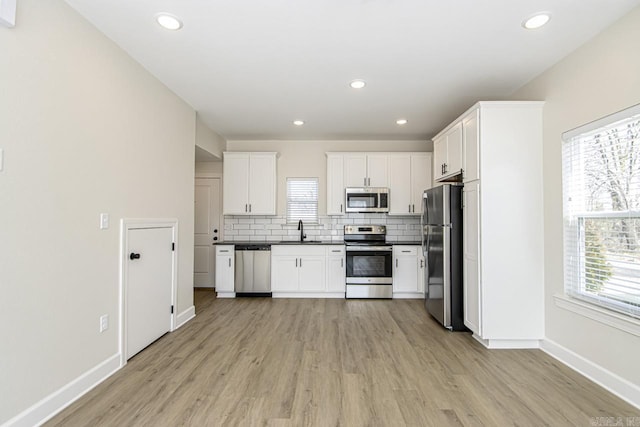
[215,245,234,255]
[327,246,345,256]
[393,246,418,256]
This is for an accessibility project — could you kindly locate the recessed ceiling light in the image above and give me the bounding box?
[350,80,366,89]
[293,120,305,126]
[156,13,183,31]
[522,13,551,30]
[396,119,408,125]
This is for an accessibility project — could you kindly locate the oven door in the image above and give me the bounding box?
[345,246,393,284]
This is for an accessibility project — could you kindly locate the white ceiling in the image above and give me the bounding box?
[64,0,640,141]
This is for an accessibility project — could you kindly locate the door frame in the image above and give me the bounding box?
[119,218,178,367]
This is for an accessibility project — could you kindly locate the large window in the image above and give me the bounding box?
[286,177,318,224]
[562,103,640,319]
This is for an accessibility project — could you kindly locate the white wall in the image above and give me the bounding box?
[511,6,640,392]
[227,140,429,215]
[196,114,226,159]
[195,161,223,175]
[0,0,196,423]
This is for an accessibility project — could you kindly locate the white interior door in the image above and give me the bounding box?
[194,177,221,287]
[126,227,173,359]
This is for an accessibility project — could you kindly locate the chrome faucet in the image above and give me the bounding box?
[297,219,306,242]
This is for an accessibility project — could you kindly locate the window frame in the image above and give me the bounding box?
[286,177,319,225]
[561,103,640,322]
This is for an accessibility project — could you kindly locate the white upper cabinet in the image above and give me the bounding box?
[433,122,463,181]
[462,108,480,183]
[366,154,389,187]
[388,153,432,215]
[343,154,368,187]
[326,154,345,215]
[223,152,277,215]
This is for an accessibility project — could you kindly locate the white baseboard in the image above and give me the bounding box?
[216,292,236,298]
[175,305,195,330]
[392,292,425,299]
[272,292,346,298]
[472,334,541,349]
[3,353,121,427]
[541,339,640,409]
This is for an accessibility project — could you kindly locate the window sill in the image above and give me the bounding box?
[554,294,640,337]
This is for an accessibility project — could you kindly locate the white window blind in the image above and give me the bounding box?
[562,103,640,319]
[287,178,318,224]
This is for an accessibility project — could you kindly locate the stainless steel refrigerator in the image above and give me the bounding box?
[422,184,466,331]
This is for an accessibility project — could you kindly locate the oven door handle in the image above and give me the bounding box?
[346,246,392,252]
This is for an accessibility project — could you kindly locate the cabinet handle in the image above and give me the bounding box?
[402,250,410,253]
[408,204,411,213]
[364,177,367,186]
[340,203,343,213]
[420,259,424,268]
[396,259,398,268]
[412,204,415,213]
[299,258,302,267]
[245,204,248,212]
[249,204,252,213]
[341,259,343,268]
[229,258,231,267]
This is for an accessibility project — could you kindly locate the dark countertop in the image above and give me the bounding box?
[213,240,345,246]
[214,240,420,246]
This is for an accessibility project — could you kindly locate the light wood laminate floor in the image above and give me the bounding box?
[47,290,638,426]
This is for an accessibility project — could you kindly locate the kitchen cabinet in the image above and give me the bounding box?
[222,152,277,215]
[343,153,389,187]
[433,122,463,181]
[392,245,424,298]
[215,245,235,298]
[462,108,479,183]
[326,155,345,215]
[272,245,352,296]
[388,153,432,215]
[448,101,544,348]
[326,246,346,293]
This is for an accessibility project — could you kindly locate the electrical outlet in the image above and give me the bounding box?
[100,314,109,333]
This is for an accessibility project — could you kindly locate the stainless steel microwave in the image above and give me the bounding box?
[345,187,390,213]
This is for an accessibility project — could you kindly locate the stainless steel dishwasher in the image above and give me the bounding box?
[234,244,271,296]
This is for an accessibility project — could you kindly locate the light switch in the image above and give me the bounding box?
[100,213,109,230]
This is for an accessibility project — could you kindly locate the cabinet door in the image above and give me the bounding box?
[215,248,234,292]
[298,256,326,292]
[446,123,463,176]
[222,154,250,214]
[433,136,447,181]
[343,154,367,187]
[463,182,481,335]
[326,155,345,215]
[417,252,426,293]
[271,256,299,292]
[393,247,420,293]
[248,153,276,215]
[388,154,412,215]
[462,109,480,183]
[366,154,389,187]
[410,154,432,214]
[327,256,346,292]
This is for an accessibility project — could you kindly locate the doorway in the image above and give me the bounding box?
[120,219,177,364]
[194,177,221,288]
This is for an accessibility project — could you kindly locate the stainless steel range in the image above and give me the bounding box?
[344,225,393,299]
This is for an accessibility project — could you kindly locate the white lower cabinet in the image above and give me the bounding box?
[326,246,346,293]
[271,245,345,297]
[392,245,424,298]
[215,245,235,298]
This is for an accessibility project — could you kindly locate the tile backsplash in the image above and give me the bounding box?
[223,214,421,242]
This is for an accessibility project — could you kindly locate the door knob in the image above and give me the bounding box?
[213,237,218,241]
[213,229,218,233]
[129,253,141,260]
